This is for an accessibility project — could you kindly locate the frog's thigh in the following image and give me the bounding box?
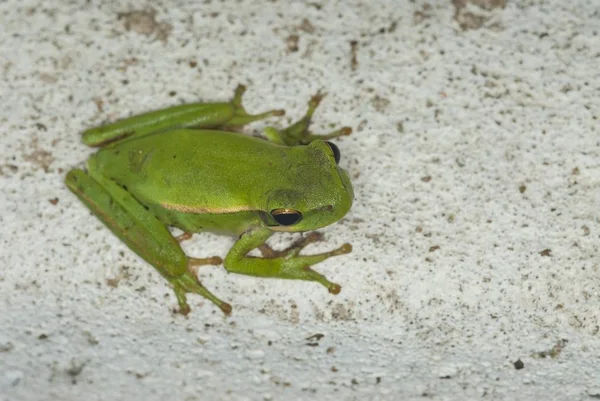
[66,169,188,279]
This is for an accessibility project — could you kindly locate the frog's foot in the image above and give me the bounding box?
[227,239,352,295]
[224,84,285,128]
[304,126,352,143]
[171,270,231,315]
[264,91,352,146]
[256,232,348,293]
[264,244,352,294]
[273,243,352,294]
[258,232,325,258]
[188,255,223,275]
[176,232,194,242]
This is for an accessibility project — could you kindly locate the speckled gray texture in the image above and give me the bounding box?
[1,1,599,400]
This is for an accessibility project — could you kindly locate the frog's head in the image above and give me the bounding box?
[260,140,354,233]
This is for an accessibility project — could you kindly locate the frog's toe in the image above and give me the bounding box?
[308,91,327,113]
[219,302,233,315]
[176,232,194,242]
[328,283,342,295]
[280,232,326,257]
[176,304,191,316]
[172,272,230,315]
[304,231,325,243]
[336,243,352,255]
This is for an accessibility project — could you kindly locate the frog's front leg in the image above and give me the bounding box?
[65,169,231,315]
[82,84,284,147]
[224,228,352,294]
[264,92,352,146]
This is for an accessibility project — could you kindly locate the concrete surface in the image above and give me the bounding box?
[1,1,599,400]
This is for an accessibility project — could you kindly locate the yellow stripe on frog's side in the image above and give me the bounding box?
[159,201,257,214]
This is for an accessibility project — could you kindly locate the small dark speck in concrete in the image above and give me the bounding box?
[513,359,525,370]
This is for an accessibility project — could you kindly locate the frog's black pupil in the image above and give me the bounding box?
[326,141,341,164]
[272,211,302,226]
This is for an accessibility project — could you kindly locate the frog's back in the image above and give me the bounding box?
[90,129,288,215]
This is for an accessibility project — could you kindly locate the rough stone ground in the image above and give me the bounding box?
[1,1,599,400]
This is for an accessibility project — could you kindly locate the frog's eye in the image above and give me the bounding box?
[270,208,303,226]
[325,141,341,164]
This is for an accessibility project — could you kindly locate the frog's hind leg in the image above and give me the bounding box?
[264,91,352,146]
[65,168,231,315]
[222,84,285,128]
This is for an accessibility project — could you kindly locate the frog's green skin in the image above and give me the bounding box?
[66,85,353,315]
